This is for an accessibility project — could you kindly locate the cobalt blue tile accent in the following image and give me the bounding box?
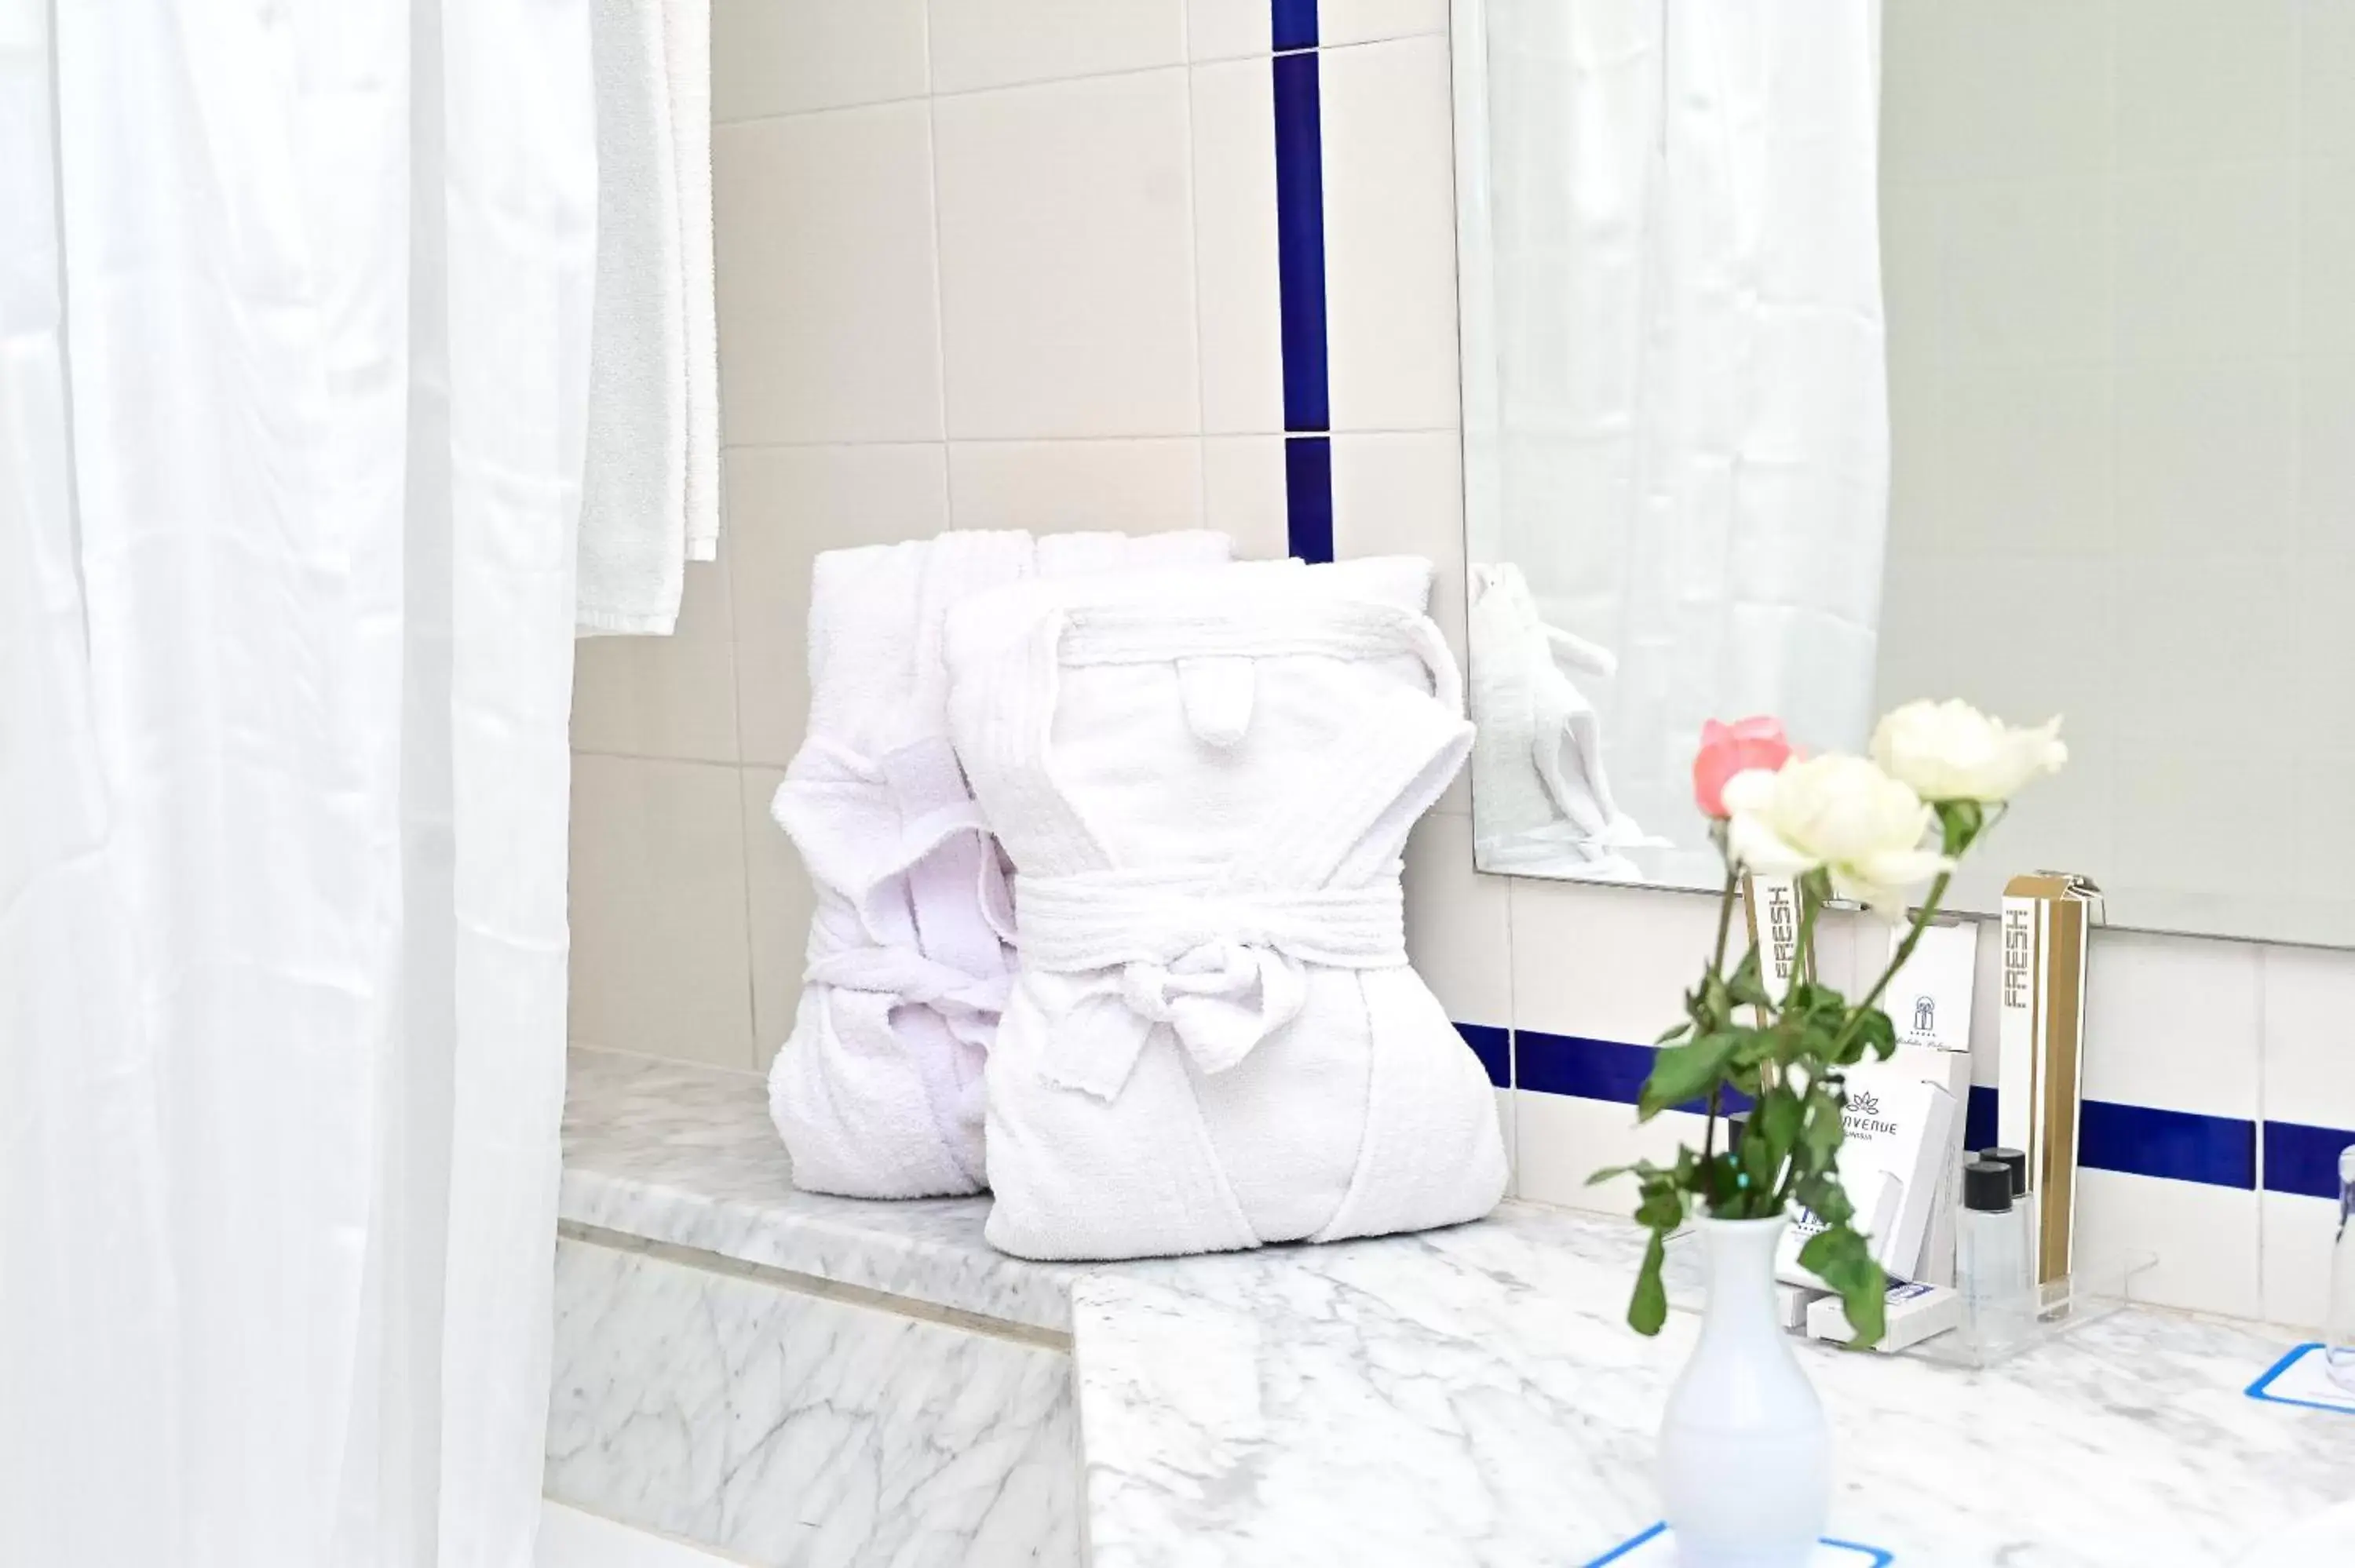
[1965,1084,1999,1155]
[1272,0,1319,52]
[1517,1031,1751,1117]
[2079,1099,2257,1190]
[1271,49,1329,437]
[1455,1022,1510,1088]
[1518,1037,2266,1191]
[1283,436,1334,562]
[2264,1120,2355,1200]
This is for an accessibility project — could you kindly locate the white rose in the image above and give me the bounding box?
[1869,699,2066,804]
[1722,755,1952,908]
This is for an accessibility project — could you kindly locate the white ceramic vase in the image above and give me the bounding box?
[1657,1214,1831,1568]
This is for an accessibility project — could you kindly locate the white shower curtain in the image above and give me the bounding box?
[1473,0,1889,868]
[0,0,593,1563]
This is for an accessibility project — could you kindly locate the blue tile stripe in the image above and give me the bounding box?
[1272,0,1319,53]
[1269,23,1333,562]
[2079,1099,2257,1190]
[1283,436,1333,563]
[1454,1022,1510,1088]
[1516,1034,2321,1194]
[1517,1031,1752,1118]
[2265,1119,2355,1200]
[1964,1082,1999,1154]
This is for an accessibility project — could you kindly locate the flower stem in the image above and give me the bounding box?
[1701,866,1739,1207]
[1830,869,1954,1059]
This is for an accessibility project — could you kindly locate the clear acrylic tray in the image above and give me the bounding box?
[1903,1250,2157,1369]
[1658,1231,2157,1369]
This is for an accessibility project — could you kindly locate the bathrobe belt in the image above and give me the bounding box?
[1016,870,1408,1101]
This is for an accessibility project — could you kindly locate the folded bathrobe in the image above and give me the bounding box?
[945,559,1509,1260]
[769,529,1231,1198]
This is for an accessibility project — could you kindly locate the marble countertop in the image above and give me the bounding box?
[564,1048,2355,1566]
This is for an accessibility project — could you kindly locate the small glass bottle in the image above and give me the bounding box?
[1983,1146,2028,1204]
[2327,1147,2355,1393]
[1957,1158,2031,1356]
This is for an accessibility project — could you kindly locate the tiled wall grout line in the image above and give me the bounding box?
[708,428,1462,454]
[707,41,1449,135]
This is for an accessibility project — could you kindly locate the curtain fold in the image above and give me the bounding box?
[1477,0,1889,868]
[1,0,593,1562]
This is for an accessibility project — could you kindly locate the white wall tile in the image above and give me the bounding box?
[1496,1086,1517,1199]
[1202,435,1293,560]
[1185,0,1270,62]
[1188,0,1448,60]
[2303,159,2355,357]
[571,562,739,763]
[742,766,813,1070]
[929,0,1185,96]
[2300,355,2355,560]
[2111,556,2294,754]
[726,445,952,768]
[1932,366,2113,560]
[947,438,1204,534]
[2081,930,2262,1119]
[2113,358,2295,561]
[2114,0,2295,171]
[1320,0,1451,48]
[569,755,755,1069]
[2074,1168,2262,1319]
[1937,179,2112,367]
[1331,431,1467,661]
[2261,945,2355,1131]
[2307,0,2355,161]
[1879,0,2112,182]
[2112,166,2295,362]
[1319,36,1461,432]
[713,104,944,445]
[1507,877,1720,1045]
[2292,538,2355,682]
[710,0,929,121]
[1403,812,1512,1026]
[539,1501,737,1568]
[935,71,1200,439]
[1190,57,1285,433]
[1516,1091,1703,1215]
[2261,1191,2339,1332]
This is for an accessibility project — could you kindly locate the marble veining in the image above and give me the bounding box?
[549,1234,1076,1567]
[563,1049,2355,1566]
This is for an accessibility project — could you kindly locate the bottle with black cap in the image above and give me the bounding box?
[1983,1146,2028,1204]
[1958,1157,2031,1354]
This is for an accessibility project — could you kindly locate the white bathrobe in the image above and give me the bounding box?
[769,529,1230,1199]
[945,560,1508,1260]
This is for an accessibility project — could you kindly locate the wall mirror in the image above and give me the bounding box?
[1453,0,2354,947]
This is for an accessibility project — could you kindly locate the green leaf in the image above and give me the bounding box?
[1586,1163,1632,1187]
[1638,1033,1738,1120]
[1628,1229,1669,1336]
[1632,1174,1687,1234]
[1799,1223,1889,1346]
[1794,1170,1854,1229]
[1656,1019,1695,1046]
[1725,948,1772,1009]
[1838,1005,1897,1067]
[1750,1088,1802,1158]
[1798,1084,1846,1170]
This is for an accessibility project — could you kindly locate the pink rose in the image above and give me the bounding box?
[1693,717,1793,819]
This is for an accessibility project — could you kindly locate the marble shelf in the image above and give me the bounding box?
[560,1048,2355,1567]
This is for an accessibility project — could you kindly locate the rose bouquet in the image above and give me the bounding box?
[1601,701,2068,1345]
